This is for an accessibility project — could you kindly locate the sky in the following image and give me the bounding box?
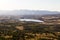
[0,0,60,11]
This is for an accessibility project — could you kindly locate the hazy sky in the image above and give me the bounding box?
[0,0,60,11]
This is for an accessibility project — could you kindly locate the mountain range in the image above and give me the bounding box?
[0,10,60,16]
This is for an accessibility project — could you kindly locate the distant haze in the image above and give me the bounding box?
[0,10,60,15]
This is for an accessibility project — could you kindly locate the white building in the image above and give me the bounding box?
[19,19,44,23]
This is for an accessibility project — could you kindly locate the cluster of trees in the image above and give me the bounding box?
[0,22,60,40]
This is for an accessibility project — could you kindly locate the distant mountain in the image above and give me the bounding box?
[0,10,60,16]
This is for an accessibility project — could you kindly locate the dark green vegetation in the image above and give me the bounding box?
[0,21,60,40]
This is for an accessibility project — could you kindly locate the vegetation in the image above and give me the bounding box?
[0,20,60,40]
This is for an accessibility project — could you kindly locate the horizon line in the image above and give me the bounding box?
[0,9,60,12]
